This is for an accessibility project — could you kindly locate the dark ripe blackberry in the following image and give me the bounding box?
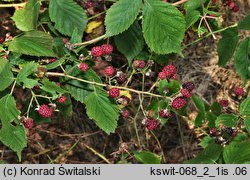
[182,82,195,92]
[116,74,127,84]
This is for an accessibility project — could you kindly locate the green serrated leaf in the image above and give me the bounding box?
[184,0,209,13]
[238,14,250,30]
[192,95,205,114]
[8,31,56,57]
[240,97,250,116]
[185,143,222,164]
[206,112,217,128]
[45,57,66,70]
[223,141,250,164]
[217,27,239,66]
[185,10,200,29]
[105,0,142,36]
[142,0,185,54]
[195,112,205,127]
[85,92,119,134]
[49,0,88,37]
[234,37,250,82]
[65,68,102,103]
[165,80,181,95]
[215,114,238,128]
[52,38,68,58]
[12,0,40,31]
[244,118,250,134]
[0,95,26,161]
[17,62,38,88]
[41,78,68,99]
[114,22,144,64]
[210,102,221,115]
[0,58,14,91]
[134,151,161,164]
[199,136,214,149]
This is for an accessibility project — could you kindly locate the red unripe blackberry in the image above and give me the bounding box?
[182,82,195,92]
[101,44,113,55]
[116,74,127,84]
[104,66,116,77]
[121,110,129,118]
[0,37,4,44]
[145,118,159,131]
[209,128,216,136]
[234,87,244,96]
[171,97,187,110]
[228,1,235,9]
[24,118,35,129]
[158,110,165,118]
[233,5,240,12]
[219,99,229,107]
[158,71,166,80]
[163,64,176,77]
[62,38,69,44]
[86,0,94,8]
[180,88,191,98]
[170,74,177,80]
[78,62,89,72]
[109,88,120,98]
[38,104,53,118]
[91,46,103,57]
[57,96,67,103]
[158,109,173,118]
[133,60,146,69]
[48,58,57,63]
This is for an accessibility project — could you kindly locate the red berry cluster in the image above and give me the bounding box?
[145,118,159,131]
[108,88,120,98]
[223,0,240,12]
[38,104,53,118]
[171,82,195,110]
[121,110,129,118]
[91,44,113,57]
[24,118,35,129]
[133,60,146,69]
[116,73,127,84]
[0,37,4,44]
[104,66,116,77]
[158,64,177,80]
[233,86,244,96]
[78,62,89,72]
[219,99,229,107]
[57,96,67,103]
[158,109,173,119]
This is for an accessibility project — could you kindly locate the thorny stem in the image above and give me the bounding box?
[46,72,169,99]
[150,131,166,163]
[0,2,26,8]
[83,143,111,164]
[172,0,188,6]
[201,0,216,39]
[26,96,34,118]
[125,69,135,87]
[31,91,39,106]
[10,80,16,95]
[183,23,238,48]
[73,35,106,46]
[52,141,79,164]
[133,106,142,148]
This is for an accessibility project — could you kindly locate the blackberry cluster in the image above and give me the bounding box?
[223,0,240,12]
[209,127,238,145]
